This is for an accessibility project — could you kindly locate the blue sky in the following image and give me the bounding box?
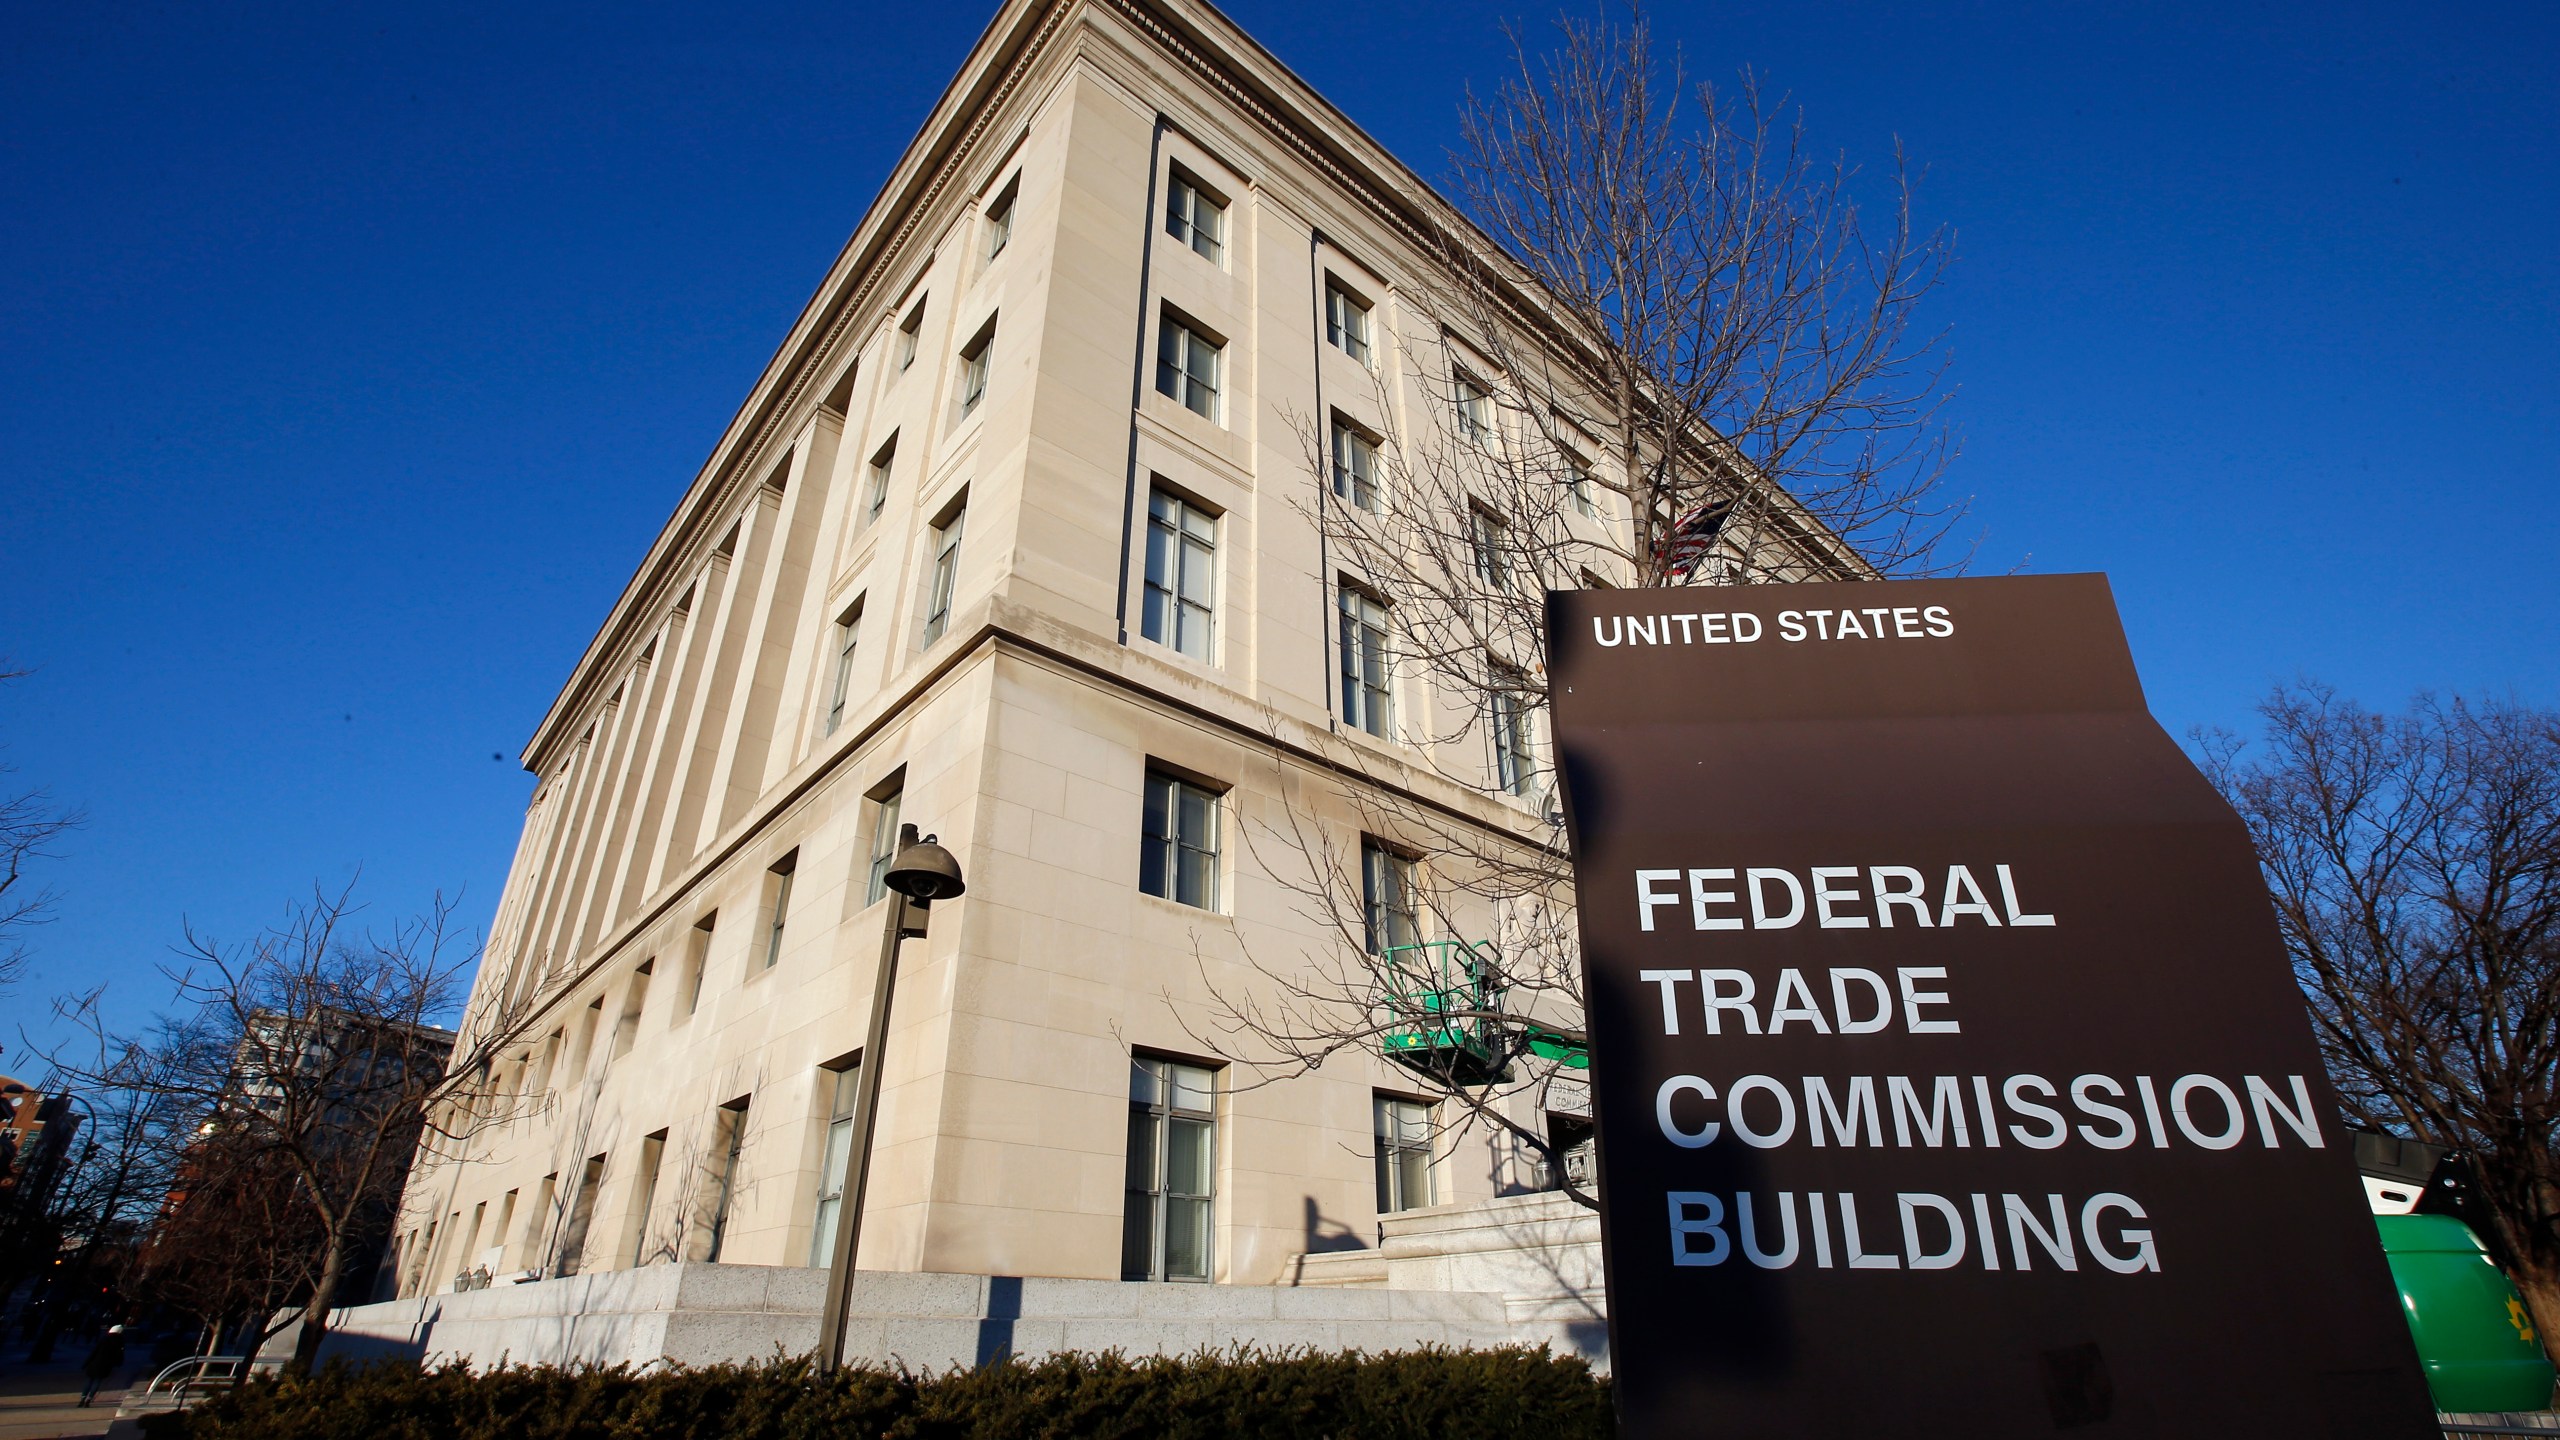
[3,0,2553,1052]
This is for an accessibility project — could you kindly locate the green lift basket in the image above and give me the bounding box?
[2376,1212,2554,1414]
[1379,940,1588,1087]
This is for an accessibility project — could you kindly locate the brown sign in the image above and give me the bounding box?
[1546,575,2433,1438]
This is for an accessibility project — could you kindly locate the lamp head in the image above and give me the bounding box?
[885,833,966,901]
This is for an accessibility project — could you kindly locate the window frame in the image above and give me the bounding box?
[864,783,905,907]
[983,178,1017,260]
[895,299,926,371]
[1329,418,1378,511]
[957,317,995,418]
[809,1060,861,1268]
[1361,839,1420,956]
[702,1098,749,1263]
[824,597,864,737]
[923,502,966,646]
[1374,1095,1435,1214]
[1336,582,1394,739]
[1122,1055,1217,1282]
[1325,280,1373,365]
[1154,311,1223,421]
[761,852,798,971]
[1140,487,1217,662]
[1139,768,1224,911]
[1488,663,1534,798]
[1469,503,1510,592]
[1164,170,1227,266]
[1453,372,1492,448]
[864,434,897,526]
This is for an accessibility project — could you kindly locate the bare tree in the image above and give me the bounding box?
[46,883,543,1372]
[2200,683,2560,1363]
[1194,8,1962,1207]
[0,663,80,996]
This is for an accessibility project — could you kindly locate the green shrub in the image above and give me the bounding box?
[146,1346,1611,1440]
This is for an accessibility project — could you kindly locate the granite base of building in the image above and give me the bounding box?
[289,1262,1585,1374]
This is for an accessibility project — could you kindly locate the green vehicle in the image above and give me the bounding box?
[2376,1213,2555,1413]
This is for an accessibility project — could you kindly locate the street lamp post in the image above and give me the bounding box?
[814,823,965,1374]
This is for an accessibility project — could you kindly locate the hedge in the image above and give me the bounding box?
[145,1346,1613,1440]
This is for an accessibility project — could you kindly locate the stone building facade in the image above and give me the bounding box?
[371,0,1689,1363]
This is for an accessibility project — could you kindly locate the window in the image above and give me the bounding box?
[1325,281,1372,365]
[1140,770,1221,910]
[1141,489,1215,660]
[1454,373,1491,447]
[1164,171,1225,265]
[825,598,864,736]
[1337,585,1393,738]
[704,1098,749,1262]
[864,434,896,526]
[810,1060,860,1267]
[492,1189,518,1271]
[1469,505,1509,591]
[1567,455,1597,518]
[1489,665,1533,797]
[957,318,995,418]
[1122,1057,1215,1281]
[923,504,965,645]
[896,299,925,370]
[1329,419,1377,511]
[681,915,714,1016]
[629,1131,666,1266]
[1375,1096,1434,1213]
[570,997,603,1075]
[1154,313,1222,420]
[557,1153,606,1277]
[1362,840,1419,955]
[763,852,797,970]
[524,1173,556,1275]
[865,784,905,906]
[984,180,1017,259]
[610,960,651,1062]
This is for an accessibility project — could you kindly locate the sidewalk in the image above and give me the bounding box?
[0,1357,124,1440]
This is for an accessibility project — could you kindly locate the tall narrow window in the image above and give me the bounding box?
[1141,489,1215,661]
[762,853,797,970]
[1374,1096,1434,1213]
[1140,770,1221,910]
[809,1060,861,1268]
[491,1190,519,1271]
[1469,505,1509,591]
[983,180,1017,259]
[896,299,925,370]
[1330,420,1377,511]
[1454,373,1491,447]
[681,915,714,1017]
[865,784,905,906]
[1325,281,1372,365]
[864,434,896,526]
[957,319,995,418]
[1362,840,1419,955]
[1122,1057,1216,1282]
[557,1153,607,1277]
[1164,172,1226,265]
[825,598,864,736]
[1567,455,1598,518]
[629,1131,667,1266]
[1337,585,1393,738]
[610,960,652,1062]
[1489,665,1533,797]
[1154,313,1222,420]
[704,1098,749,1262]
[923,505,966,645]
[524,1173,556,1276]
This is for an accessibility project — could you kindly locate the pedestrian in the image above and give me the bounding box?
[77,1325,124,1407]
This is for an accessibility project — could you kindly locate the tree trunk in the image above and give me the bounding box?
[287,1232,351,1376]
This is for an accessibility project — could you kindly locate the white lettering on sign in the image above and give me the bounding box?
[1666,1189,2159,1274]
[1591,605,1955,648]
[1636,864,2054,930]
[1649,1070,2323,1153]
